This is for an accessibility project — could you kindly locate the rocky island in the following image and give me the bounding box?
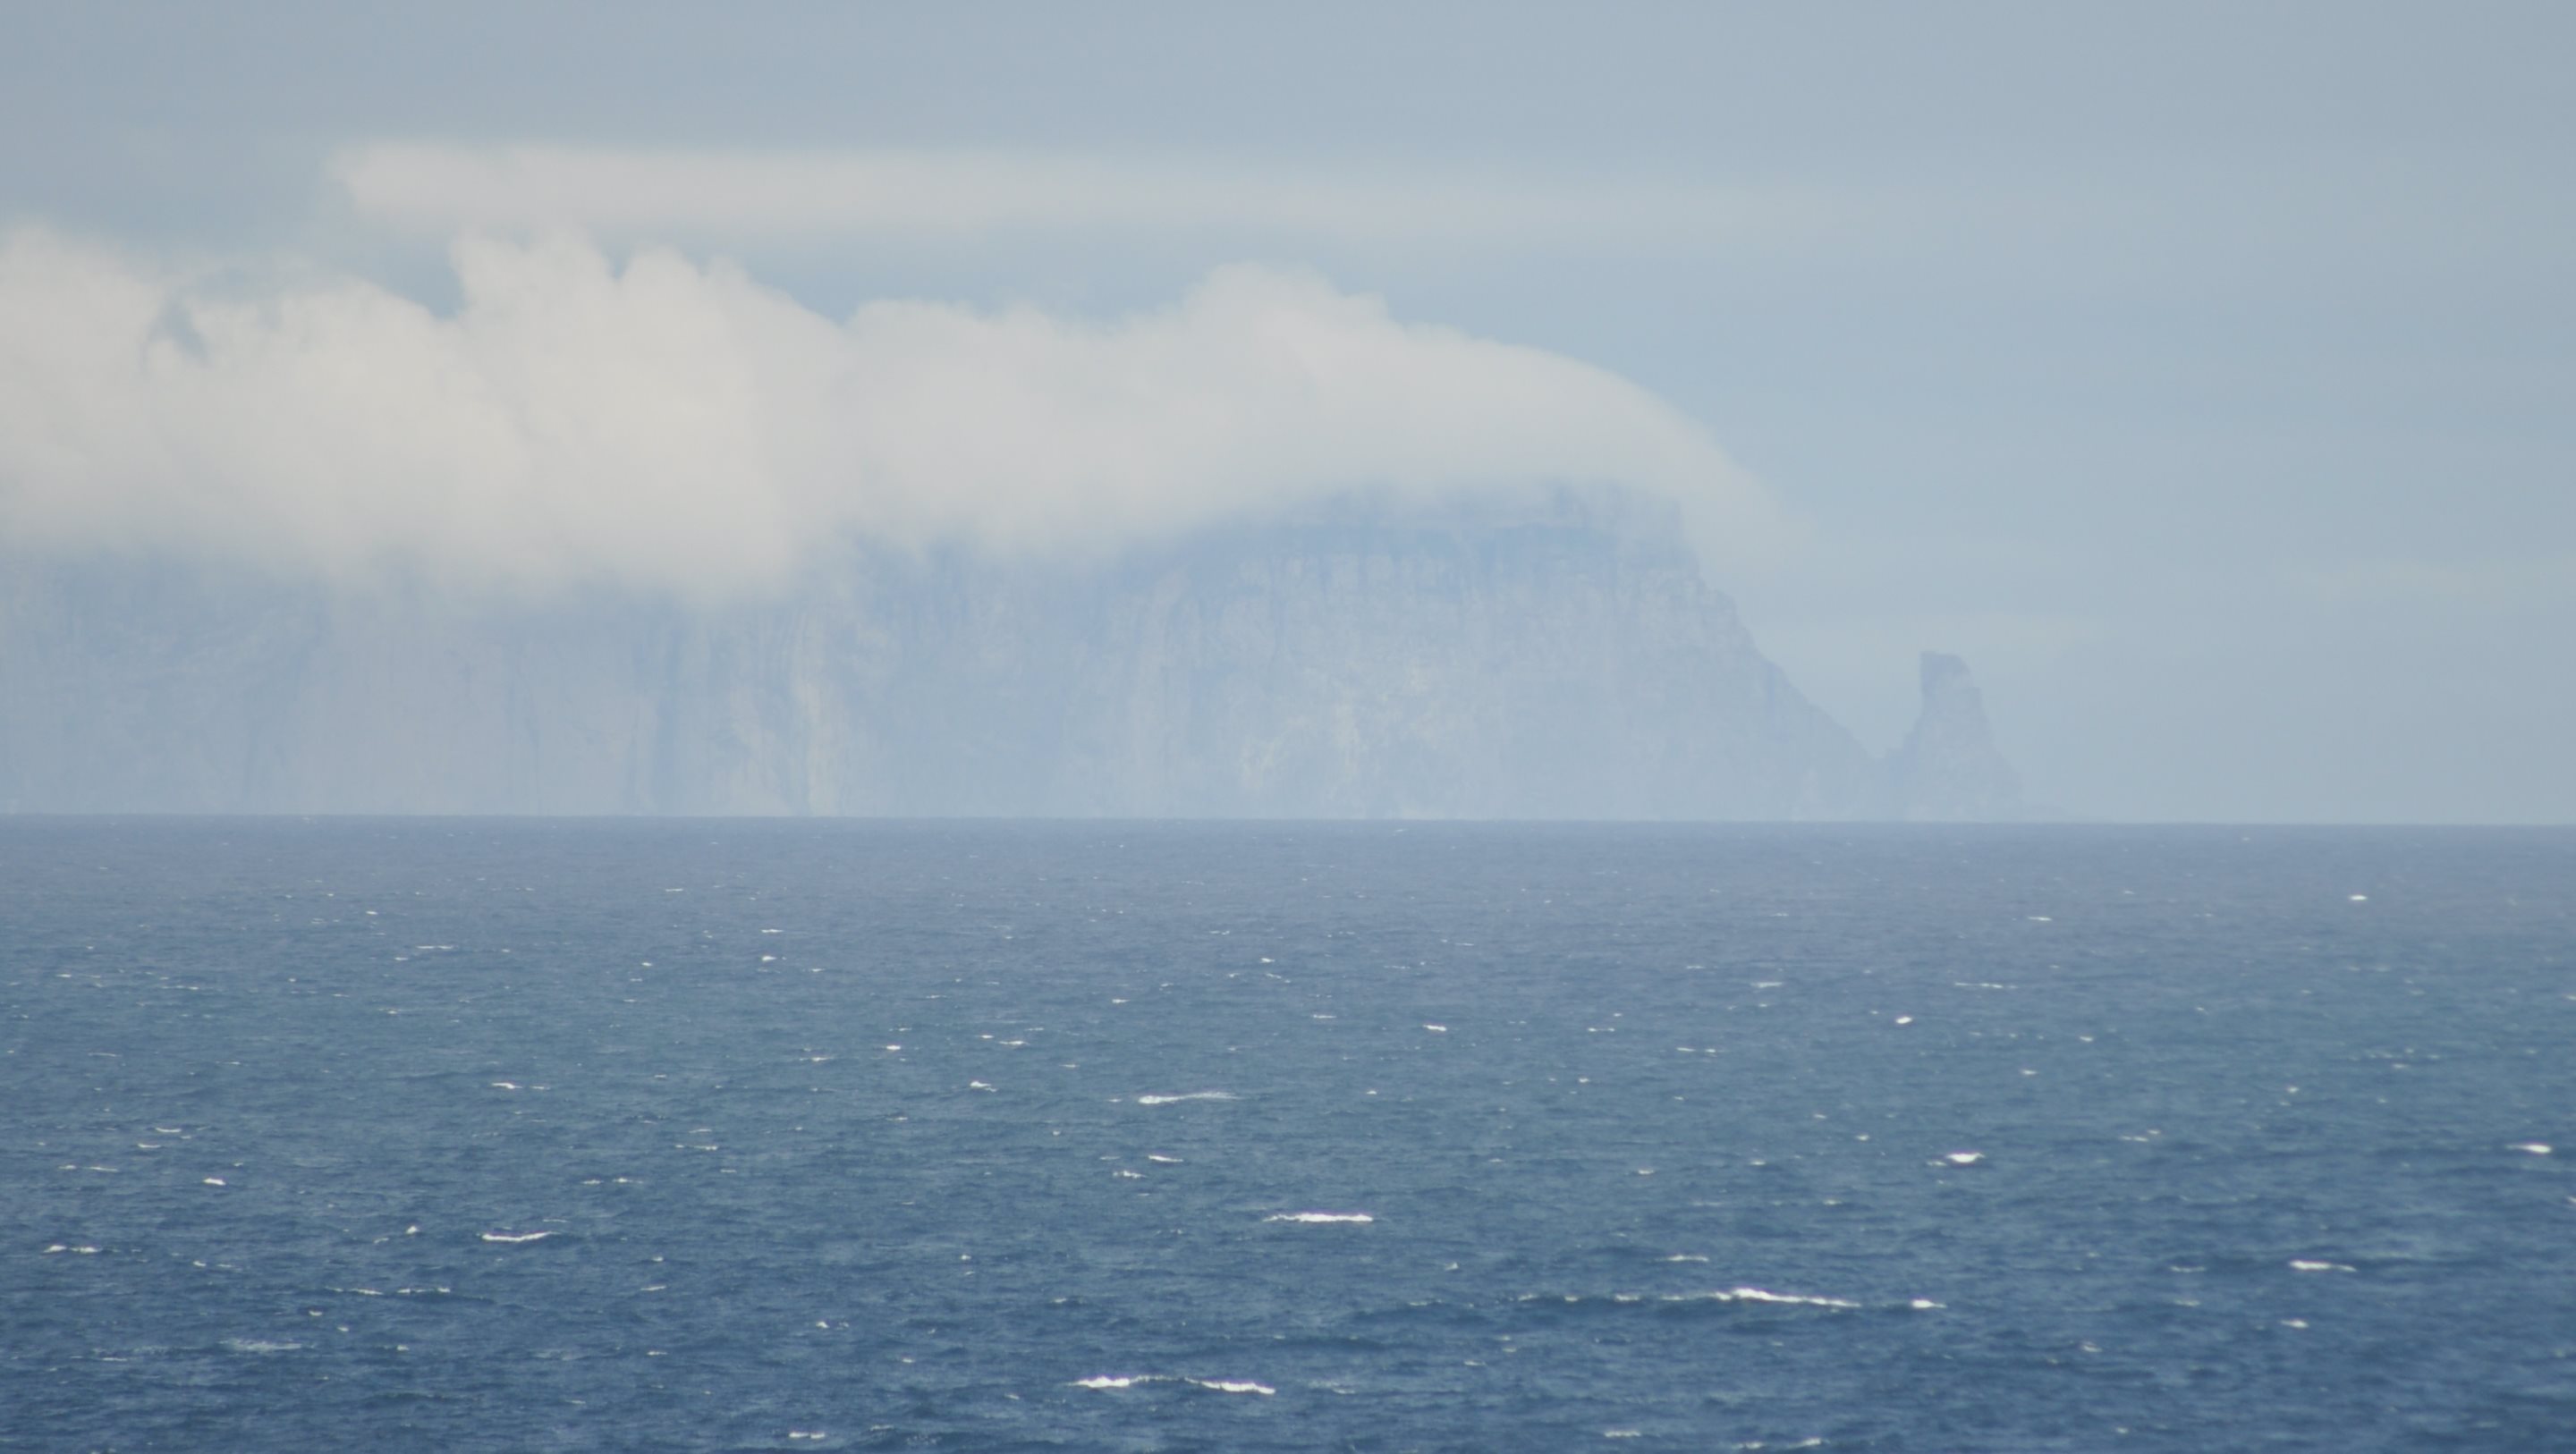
[0,503,2021,821]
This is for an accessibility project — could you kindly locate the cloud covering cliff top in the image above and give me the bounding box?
[0,227,1780,599]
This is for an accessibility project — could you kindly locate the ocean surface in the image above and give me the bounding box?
[3,820,2570,1452]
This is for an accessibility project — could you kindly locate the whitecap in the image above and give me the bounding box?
[1910,1298,1945,1310]
[1135,1091,1235,1105]
[785,1431,826,1441]
[2509,1142,2552,1155]
[481,1230,555,1245]
[1147,1154,1183,1164]
[202,1177,226,1187]
[1187,1378,1275,1396]
[1423,1024,1448,1033]
[2288,1259,2354,1272]
[1664,1287,1860,1308]
[1266,1212,1374,1224]
[1073,1374,1151,1390]
[221,1338,301,1354]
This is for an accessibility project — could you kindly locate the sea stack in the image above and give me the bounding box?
[1885,652,2022,821]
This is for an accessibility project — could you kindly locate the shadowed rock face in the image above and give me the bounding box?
[1885,652,2023,822]
[0,510,2018,820]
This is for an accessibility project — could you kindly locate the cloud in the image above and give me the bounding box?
[330,141,1843,251]
[0,228,1786,599]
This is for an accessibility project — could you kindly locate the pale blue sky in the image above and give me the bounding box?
[5,2,2571,822]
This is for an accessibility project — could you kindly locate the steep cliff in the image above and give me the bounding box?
[1883,652,2023,821]
[0,511,2006,819]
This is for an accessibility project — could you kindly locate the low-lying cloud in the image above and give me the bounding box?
[0,228,1784,599]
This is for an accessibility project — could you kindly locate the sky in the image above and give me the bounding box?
[3,1,2571,823]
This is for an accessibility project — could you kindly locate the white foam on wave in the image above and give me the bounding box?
[2288,1259,2354,1272]
[1147,1154,1183,1164]
[1941,1151,1986,1167]
[44,1244,100,1255]
[481,1230,555,1245]
[1071,1373,1275,1395]
[785,1432,826,1441]
[1267,1212,1374,1224]
[1135,1091,1235,1105]
[222,1338,301,1354]
[1670,1287,1861,1309]
[2509,1142,2552,1155]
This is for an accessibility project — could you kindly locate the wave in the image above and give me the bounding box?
[1267,1212,1374,1224]
[1072,1374,1275,1396]
[1135,1091,1235,1105]
[480,1230,555,1245]
[1520,1286,1864,1311]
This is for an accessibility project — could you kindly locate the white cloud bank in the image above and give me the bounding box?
[0,229,1784,598]
[332,141,1838,250]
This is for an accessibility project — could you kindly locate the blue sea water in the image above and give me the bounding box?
[3,820,2571,1452]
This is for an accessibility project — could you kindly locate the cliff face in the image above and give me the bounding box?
[0,513,2006,820]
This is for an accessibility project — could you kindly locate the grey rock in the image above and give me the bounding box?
[0,503,2017,820]
[1884,652,2022,821]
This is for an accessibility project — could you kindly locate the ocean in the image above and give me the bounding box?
[4,819,2570,1451]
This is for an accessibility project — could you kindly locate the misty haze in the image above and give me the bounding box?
[4,7,2570,1453]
